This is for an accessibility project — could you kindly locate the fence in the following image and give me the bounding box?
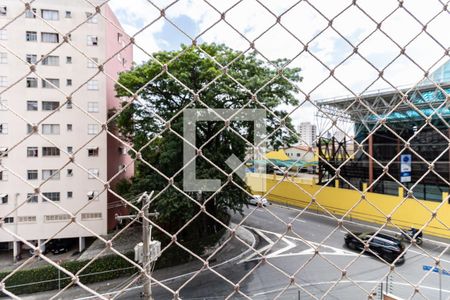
[0,0,449,299]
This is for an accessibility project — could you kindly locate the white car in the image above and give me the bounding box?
[248,195,269,207]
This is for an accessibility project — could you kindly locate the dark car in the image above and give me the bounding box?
[46,239,74,255]
[344,232,405,263]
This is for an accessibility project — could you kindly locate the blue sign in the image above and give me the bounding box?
[400,154,412,183]
[423,265,450,276]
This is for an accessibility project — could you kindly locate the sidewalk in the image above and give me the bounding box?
[21,223,256,300]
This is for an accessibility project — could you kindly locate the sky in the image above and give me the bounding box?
[108,0,450,133]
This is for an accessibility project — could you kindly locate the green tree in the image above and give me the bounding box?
[115,43,301,245]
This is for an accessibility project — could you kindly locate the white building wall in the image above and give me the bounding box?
[284,147,315,162]
[0,0,114,243]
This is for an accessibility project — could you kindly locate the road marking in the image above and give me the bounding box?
[270,203,449,248]
[408,249,450,264]
[238,225,357,263]
[291,218,306,223]
[251,280,450,297]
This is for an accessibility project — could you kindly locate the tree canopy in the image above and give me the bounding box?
[115,43,301,240]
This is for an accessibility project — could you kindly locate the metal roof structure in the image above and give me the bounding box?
[316,60,450,132]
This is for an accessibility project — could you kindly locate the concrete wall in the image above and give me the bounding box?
[247,173,450,239]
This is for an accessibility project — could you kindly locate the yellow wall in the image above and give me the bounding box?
[247,173,450,239]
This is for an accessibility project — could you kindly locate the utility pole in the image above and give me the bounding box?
[115,191,160,300]
[142,191,152,300]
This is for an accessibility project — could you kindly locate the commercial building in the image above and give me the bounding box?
[0,0,133,260]
[316,60,450,202]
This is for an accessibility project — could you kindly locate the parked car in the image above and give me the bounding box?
[344,232,405,263]
[46,239,74,255]
[248,195,269,207]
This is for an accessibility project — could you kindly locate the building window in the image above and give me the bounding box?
[67,124,72,131]
[41,32,59,43]
[87,35,98,46]
[87,102,99,112]
[0,147,8,157]
[66,79,72,86]
[26,31,37,42]
[42,78,60,88]
[118,146,127,155]
[87,147,99,157]
[18,216,36,223]
[27,147,38,157]
[67,169,73,176]
[67,191,73,198]
[42,192,60,202]
[42,124,60,135]
[42,147,60,157]
[0,76,7,87]
[27,170,38,180]
[41,9,59,21]
[0,6,7,16]
[44,214,70,222]
[2,217,14,224]
[0,170,7,181]
[42,55,59,66]
[66,99,72,109]
[26,124,33,134]
[26,77,38,88]
[0,52,7,64]
[88,124,99,135]
[25,8,36,18]
[88,168,99,179]
[81,212,102,220]
[0,29,5,41]
[86,12,98,23]
[42,169,60,180]
[26,54,37,64]
[0,99,7,111]
[27,100,38,111]
[66,56,72,64]
[87,80,98,90]
[87,57,98,68]
[26,193,38,203]
[42,101,59,111]
[0,194,8,204]
[0,123,7,134]
[65,11,72,18]
[67,146,73,154]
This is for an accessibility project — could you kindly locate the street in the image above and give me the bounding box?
[109,204,450,300]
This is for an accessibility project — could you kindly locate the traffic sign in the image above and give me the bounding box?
[400,154,412,183]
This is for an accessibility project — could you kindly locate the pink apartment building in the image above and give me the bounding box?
[0,0,134,260]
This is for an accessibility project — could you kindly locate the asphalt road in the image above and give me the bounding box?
[109,204,450,300]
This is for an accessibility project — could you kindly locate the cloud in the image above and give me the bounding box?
[109,0,450,126]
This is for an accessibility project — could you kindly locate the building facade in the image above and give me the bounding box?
[284,145,315,162]
[0,0,133,259]
[297,122,317,147]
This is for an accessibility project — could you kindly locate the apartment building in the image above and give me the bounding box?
[297,122,317,147]
[0,0,133,260]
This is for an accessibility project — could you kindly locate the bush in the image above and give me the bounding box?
[0,214,230,296]
[0,252,137,296]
